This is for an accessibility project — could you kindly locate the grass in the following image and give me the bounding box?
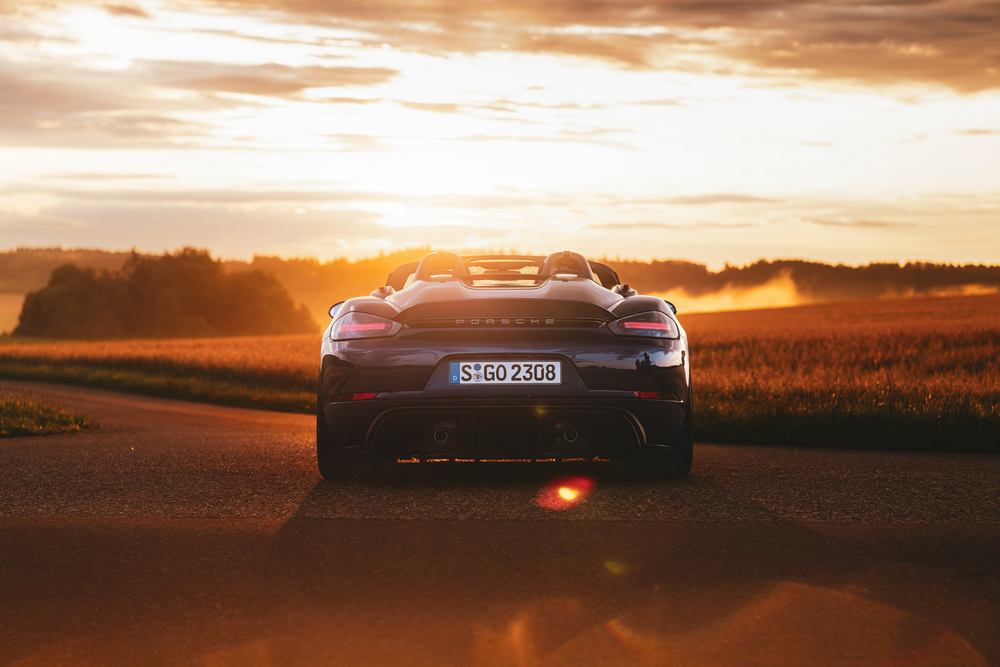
[0,293,997,451]
[0,392,89,437]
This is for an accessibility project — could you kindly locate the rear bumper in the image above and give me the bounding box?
[322,395,687,461]
[319,332,690,461]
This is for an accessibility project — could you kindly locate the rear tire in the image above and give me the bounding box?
[661,401,693,478]
[316,393,345,480]
[627,391,694,480]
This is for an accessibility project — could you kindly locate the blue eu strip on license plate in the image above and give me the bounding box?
[448,360,561,385]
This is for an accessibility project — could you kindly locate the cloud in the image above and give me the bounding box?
[0,204,384,257]
[652,193,781,205]
[0,54,397,148]
[0,59,211,146]
[325,133,386,151]
[807,218,912,229]
[0,108,209,148]
[3,185,570,209]
[0,62,132,118]
[8,184,798,211]
[45,172,166,180]
[464,127,632,148]
[322,96,380,105]
[0,54,244,146]
[0,202,508,257]
[140,60,397,96]
[0,25,55,41]
[591,221,760,230]
[629,98,684,107]
[399,101,463,114]
[103,3,150,18]
[205,0,1000,91]
[959,128,1000,136]
[326,97,618,117]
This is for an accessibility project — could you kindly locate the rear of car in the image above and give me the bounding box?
[317,251,693,478]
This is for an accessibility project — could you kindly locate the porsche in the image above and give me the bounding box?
[317,251,692,479]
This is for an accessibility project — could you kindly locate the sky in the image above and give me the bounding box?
[0,0,998,266]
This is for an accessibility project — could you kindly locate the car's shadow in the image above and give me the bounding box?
[259,465,994,666]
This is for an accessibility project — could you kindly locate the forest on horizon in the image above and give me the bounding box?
[1,247,999,334]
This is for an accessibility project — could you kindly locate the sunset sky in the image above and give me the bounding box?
[1,0,998,265]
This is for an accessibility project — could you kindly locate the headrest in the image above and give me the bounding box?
[540,251,595,281]
[414,252,469,282]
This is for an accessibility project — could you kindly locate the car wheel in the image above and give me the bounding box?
[660,400,694,478]
[627,392,694,480]
[316,393,346,480]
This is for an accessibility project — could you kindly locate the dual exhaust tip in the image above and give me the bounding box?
[429,423,581,446]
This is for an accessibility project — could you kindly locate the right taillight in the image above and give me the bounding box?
[330,312,401,340]
[609,311,679,339]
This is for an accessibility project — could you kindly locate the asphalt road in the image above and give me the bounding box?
[1,380,998,666]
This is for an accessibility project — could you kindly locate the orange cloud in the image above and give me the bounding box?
[206,0,1000,90]
[103,3,150,18]
[141,60,397,96]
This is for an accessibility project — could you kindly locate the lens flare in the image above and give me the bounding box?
[604,560,628,576]
[535,476,594,511]
[557,486,579,501]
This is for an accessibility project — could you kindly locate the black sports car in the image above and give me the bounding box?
[317,251,692,478]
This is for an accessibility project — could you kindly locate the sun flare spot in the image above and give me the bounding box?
[557,486,579,501]
[535,476,594,511]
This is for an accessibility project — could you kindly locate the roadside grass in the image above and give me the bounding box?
[0,294,997,451]
[0,360,313,413]
[0,392,89,437]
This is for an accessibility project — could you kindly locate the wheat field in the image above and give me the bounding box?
[1,294,997,450]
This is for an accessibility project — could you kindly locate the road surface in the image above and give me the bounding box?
[1,380,998,666]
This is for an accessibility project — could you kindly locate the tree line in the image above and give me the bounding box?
[15,249,316,338]
[3,247,999,334]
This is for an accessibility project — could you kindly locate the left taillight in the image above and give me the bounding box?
[330,311,401,340]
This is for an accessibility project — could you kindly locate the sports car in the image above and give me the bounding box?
[317,251,692,478]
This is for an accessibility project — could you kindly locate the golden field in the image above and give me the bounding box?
[1,294,997,450]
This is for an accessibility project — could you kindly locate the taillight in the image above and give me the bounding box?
[609,311,679,339]
[330,312,401,340]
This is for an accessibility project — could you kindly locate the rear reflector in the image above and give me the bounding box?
[331,392,380,402]
[632,390,666,399]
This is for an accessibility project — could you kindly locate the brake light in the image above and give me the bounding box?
[331,312,401,340]
[609,311,679,339]
[622,321,671,331]
[340,322,389,334]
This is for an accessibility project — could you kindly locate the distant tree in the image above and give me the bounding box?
[14,249,317,339]
[152,288,182,337]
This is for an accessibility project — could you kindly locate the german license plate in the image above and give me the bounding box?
[449,360,561,385]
